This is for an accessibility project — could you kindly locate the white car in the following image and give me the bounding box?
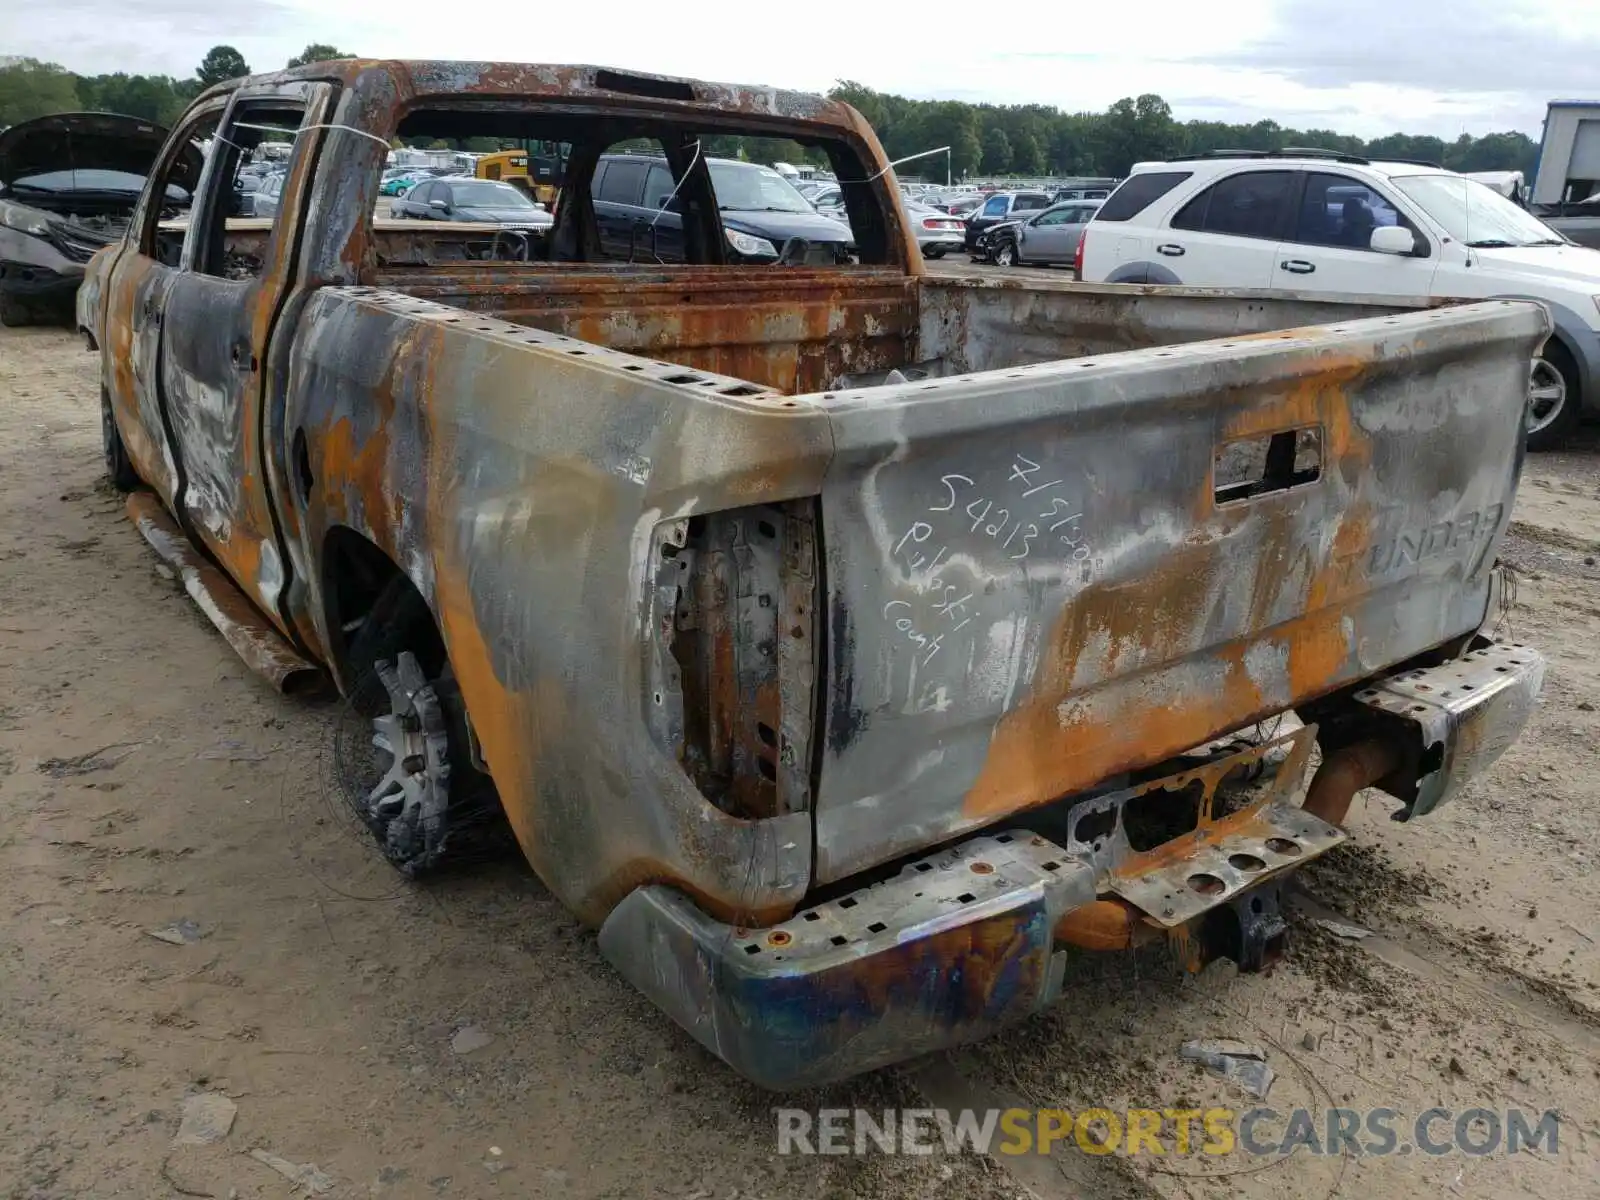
[903,199,965,259]
[809,190,964,259]
[1078,150,1600,447]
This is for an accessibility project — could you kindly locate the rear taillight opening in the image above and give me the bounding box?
[643,502,821,820]
[1073,232,1086,275]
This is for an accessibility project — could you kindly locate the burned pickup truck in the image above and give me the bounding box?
[79,60,1547,1090]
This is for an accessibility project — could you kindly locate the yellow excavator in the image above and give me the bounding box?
[475,142,566,208]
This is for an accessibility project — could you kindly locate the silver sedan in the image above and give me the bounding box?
[979,200,1102,267]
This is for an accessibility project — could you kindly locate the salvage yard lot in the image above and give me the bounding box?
[1,322,1598,1200]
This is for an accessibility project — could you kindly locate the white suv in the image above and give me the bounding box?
[1078,150,1600,448]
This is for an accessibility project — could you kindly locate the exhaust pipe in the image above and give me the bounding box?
[1302,739,1402,827]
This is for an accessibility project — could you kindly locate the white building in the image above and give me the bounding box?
[1532,100,1600,205]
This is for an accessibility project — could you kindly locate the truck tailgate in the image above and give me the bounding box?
[811,300,1548,883]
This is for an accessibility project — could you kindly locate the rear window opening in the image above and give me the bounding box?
[370,105,894,270]
[1095,170,1193,222]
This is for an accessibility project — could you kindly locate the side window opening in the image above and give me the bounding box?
[593,155,649,207]
[1295,172,1425,253]
[192,100,309,280]
[589,140,685,263]
[139,110,219,269]
[1096,170,1194,222]
[379,107,889,270]
[643,164,675,211]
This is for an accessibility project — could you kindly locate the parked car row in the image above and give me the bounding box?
[380,165,461,197]
[388,176,553,234]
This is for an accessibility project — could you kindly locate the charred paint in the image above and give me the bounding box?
[102,62,1550,1019]
[812,301,1547,881]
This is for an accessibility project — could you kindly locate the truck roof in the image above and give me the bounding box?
[196,60,863,134]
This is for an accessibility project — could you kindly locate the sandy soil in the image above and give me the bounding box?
[1,322,1596,1200]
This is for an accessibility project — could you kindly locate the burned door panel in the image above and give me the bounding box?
[161,273,290,614]
[157,85,334,637]
[811,302,1548,882]
[105,252,182,505]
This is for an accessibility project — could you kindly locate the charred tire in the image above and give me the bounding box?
[1526,340,1582,452]
[342,575,511,874]
[0,293,34,327]
[101,389,140,492]
[994,240,1019,267]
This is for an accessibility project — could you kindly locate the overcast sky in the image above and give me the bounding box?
[4,0,1597,139]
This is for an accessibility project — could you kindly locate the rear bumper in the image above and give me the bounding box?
[599,640,1543,1090]
[600,831,1089,1091]
[1341,638,1545,818]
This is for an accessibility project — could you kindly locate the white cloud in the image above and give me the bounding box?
[1,0,1592,137]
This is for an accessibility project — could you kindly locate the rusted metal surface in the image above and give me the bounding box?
[645,502,819,820]
[92,60,1556,1089]
[1337,639,1546,819]
[1054,898,1155,952]
[380,265,916,395]
[598,830,1094,1090]
[1053,727,1340,927]
[127,493,321,693]
[811,301,1548,883]
[197,59,864,123]
[917,274,1443,373]
[281,286,830,924]
[1302,738,1402,826]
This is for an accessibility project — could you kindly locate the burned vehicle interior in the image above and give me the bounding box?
[151,89,1282,397]
[151,95,926,395]
[369,103,917,395]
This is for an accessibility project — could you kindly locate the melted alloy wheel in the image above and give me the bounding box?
[365,652,453,875]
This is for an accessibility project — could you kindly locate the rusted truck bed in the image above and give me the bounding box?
[365,252,1447,394]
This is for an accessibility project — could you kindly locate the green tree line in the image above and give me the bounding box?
[0,45,355,129]
[1,52,1540,183]
[827,83,1540,182]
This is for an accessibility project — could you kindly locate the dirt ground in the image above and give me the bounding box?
[1,322,1597,1200]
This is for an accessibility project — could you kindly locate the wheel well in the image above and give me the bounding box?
[1540,333,1582,399]
[321,527,446,688]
